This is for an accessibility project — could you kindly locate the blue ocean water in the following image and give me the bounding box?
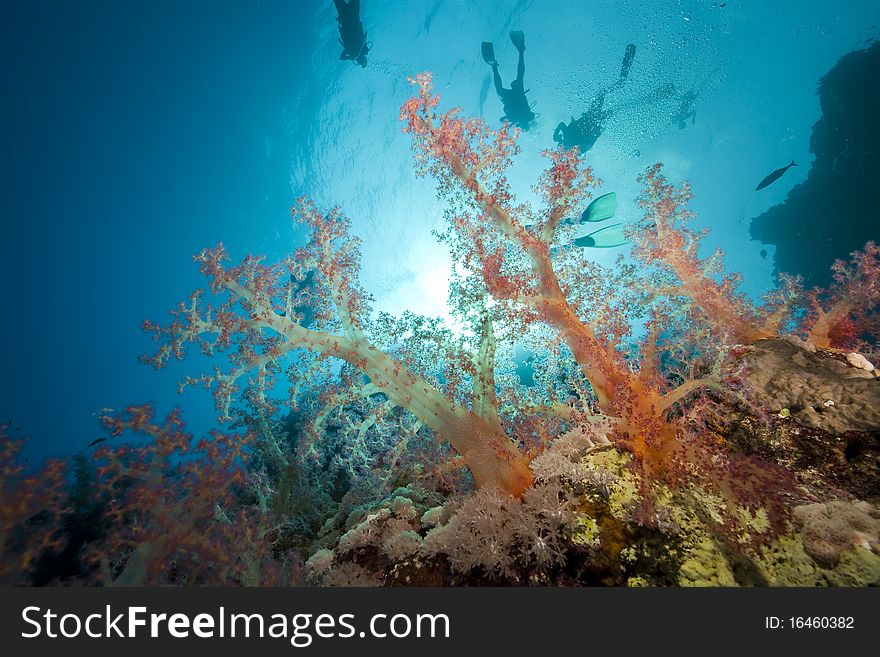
[2,0,878,462]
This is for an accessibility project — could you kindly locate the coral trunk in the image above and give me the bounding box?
[324,332,534,496]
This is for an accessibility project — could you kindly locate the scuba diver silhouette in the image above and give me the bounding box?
[481,31,536,130]
[554,44,636,152]
[554,92,613,153]
[334,0,370,67]
[673,90,697,129]
[670,67,723,130]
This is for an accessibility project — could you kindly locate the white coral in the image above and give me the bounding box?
[421,482,574,577]
[382,530,423,561]
[529,419,612,482]
[322,562,383,587]
[338,508,391,553]
[304,548,335,584]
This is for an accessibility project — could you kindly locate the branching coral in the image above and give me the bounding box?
[142,71,876,552]
[144,199,533,496]
[632,164,802,344]
[92,405,276,585]
[0,429,66,585]
[400,73,802,535]
[803,241,880,350]
[0,407,287,586]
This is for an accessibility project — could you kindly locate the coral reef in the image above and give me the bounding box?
[4,72,879,587]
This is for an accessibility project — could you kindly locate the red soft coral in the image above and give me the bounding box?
[804,241,880,351]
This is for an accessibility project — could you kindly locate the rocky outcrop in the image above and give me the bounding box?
[742,337,880,434]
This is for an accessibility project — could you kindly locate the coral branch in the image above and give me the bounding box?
[402,72,626,410]
[399,73,801,537]
[471,311,504,434]
[804,241,879,350]
[632,164,782,345]
[145,198,533,495]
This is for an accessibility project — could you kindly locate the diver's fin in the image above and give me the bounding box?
[580,192,618,223]
[481,41,496,64]
[573,223,629,249]
[619,43,636,82]
[509,30,525,51]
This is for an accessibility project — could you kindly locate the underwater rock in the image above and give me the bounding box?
[792,500,880,567]
[741,338,880,433]
[303,422,880,586]
[846,351,876,372]
[750,42,880,288]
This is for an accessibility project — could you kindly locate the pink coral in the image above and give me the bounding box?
[632,164,800,344]
[0,430,67,585]
[804,241,880,350]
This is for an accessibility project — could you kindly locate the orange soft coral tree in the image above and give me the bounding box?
[401,73,799,530]
[633,165,878,354]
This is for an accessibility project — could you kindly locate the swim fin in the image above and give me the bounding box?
[573,223,629,249]
[481,41,496,65]
[580,192,617,223]
[619,44,636,82]
[509,30,525,51]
